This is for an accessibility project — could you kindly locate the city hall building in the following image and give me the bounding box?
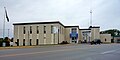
[13,21,111,46]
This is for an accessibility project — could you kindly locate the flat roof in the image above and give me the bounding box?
[64,26,79,28]
[13,21,101,30]
[13,21,65,27]
[89,26,100,28]
[79,29,91,30]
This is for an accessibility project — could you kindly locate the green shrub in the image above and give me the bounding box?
[60,41,69,44]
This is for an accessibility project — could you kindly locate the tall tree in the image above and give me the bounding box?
[100,29,120,36]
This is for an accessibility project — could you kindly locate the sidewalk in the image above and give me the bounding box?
[0,44,72,50]
[0,46,37,50]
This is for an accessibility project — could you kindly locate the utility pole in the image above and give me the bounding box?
[3,8,5,40]
[90,10,92,26]
[90,0,93,26]
[8,29,9,38]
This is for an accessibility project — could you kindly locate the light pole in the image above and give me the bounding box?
[8,29,9,38]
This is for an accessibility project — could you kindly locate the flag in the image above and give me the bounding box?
[4,7,9,22]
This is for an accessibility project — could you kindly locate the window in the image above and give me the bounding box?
[60,26,61,34]
[51,25,53,33]
[23,39,25,46]
[62,27,64,34]
[105,39,107,41]
[36,39,39,45]
[30,39,32,46]
[17,39,19,46]
[23,26,25,34]
[44,26,46,33]
[71,28,77,33]
[37,26,39,34]
[30,26,32,34]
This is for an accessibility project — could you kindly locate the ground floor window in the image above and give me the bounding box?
[23,39,25,46]
[17,39,19,46]
[36,39,39,45]
[30,39,32,46]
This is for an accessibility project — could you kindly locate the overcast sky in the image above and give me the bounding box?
[0,0,120,38]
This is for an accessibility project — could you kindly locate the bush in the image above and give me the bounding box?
[1,37,10,47]
[0,40,2,47]
[60,41,69,44]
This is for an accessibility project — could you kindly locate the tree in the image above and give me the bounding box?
[100,29,120,36]
[0,38,3,47]
[10,38,13,42]
[3,37,10,46]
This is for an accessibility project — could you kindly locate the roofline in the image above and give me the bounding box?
[89,26,100,28]
[114,36,120,37]
[13,21,65,27]
[79,29,91,30]
[64,26,79,28]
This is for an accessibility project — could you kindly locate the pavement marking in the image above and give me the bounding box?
[101,50,117,54]
[0,47,89,58]
[100,48,120,54]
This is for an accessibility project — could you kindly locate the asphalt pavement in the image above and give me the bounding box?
[0,44,120,60]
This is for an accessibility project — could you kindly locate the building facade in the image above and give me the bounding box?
[13,21,111,46]
[100,34,111,43]
[13,21,65,46]
[114,36,120,43]
[79,29,91,43]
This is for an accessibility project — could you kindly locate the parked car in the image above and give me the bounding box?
[90,39,101,45]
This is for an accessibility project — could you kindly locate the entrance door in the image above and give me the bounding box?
[71,37,77,43]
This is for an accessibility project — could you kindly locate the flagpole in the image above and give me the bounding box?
[3,7,9,40]
[3,7,6,40]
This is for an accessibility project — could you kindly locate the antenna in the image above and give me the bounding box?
[90,10,92,26]
[89,0,93,26]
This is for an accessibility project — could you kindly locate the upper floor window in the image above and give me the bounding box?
[44,26,46,34]
[60,26,61,34]
[30,26,32,34]
[71,28,77,33]
[23,26,25,34]
[51,25,53,34]
[37,26,39,34]
[62,27,64,34]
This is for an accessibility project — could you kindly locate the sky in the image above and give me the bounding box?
[0,0,120,38]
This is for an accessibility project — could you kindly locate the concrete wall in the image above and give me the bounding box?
[100,34,111,43]
[13,21,112,46]
[90,27,100,41]
[80,30,91,42]
[13,23,65,46]
[65,28,71,43]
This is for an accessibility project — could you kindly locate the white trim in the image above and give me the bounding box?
[37,34,39,39]
[51,34,54,44]
[30,34,32,39]
[44,34,46,44]
[24,34,25,39]
[17,26,19,39]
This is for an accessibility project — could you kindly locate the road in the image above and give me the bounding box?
[0,44,120,60]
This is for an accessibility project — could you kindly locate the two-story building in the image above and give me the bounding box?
[13,21,111,46]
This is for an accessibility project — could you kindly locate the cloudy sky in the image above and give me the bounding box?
[0,0,120,38]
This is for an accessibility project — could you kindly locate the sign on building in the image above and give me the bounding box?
[53,27,58,33]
